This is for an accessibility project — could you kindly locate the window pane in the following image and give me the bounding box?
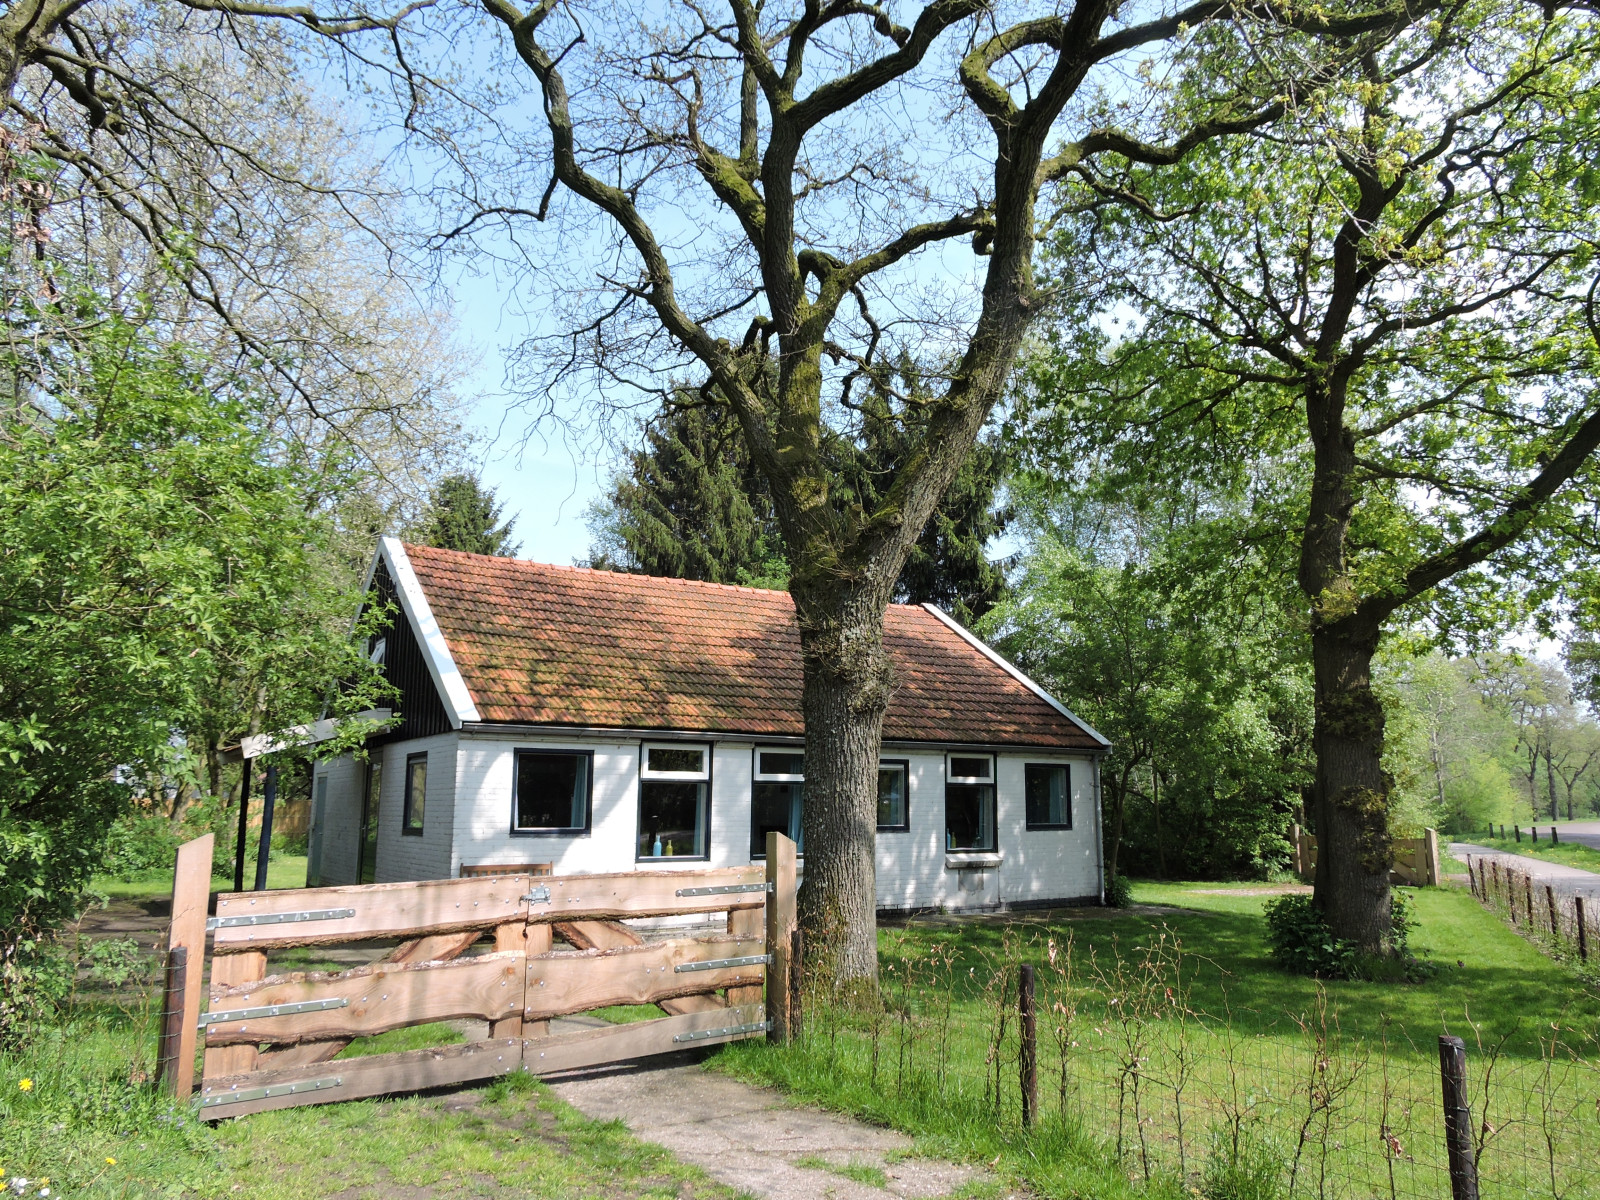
[639,781,706,857]
[405,758,426,831]
[1026,765,1070,827]
[647,746,705,775]
[758,751,805,777]
[359,760,381,884]
[950,756,991,780]
[877,765,907,828]
[946,783,995,851]
[751,781,803,857]
[516,752,587,830]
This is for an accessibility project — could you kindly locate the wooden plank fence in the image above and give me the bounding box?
[1291,825,1442,887]
[158,830,801,1118]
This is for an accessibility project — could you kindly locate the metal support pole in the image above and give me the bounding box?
[233,757,252,894]
[253,760,277,892]
[1438,1035,1479,1200]
[1019,963,1038,1128]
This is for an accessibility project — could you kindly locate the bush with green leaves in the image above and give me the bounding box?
[98,814,182,881]
[1105,873,1134,908]
[1263,892,1419,979]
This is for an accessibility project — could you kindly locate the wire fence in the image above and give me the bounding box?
[788,926,1600,1200]
[1464,856,1594,971]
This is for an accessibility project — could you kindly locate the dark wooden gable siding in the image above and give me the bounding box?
[369,559,454,744]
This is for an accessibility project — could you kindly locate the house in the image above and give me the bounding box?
[305,538,1109,913]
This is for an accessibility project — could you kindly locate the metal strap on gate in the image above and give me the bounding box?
[206,907,355,930]
[200,1076,343,1107]
[674,954,771,973]
[673,1020,770,1043]
[674,882,771,897]
[199,997,349,1027]
[521,886,551,904]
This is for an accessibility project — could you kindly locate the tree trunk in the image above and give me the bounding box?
[793,584,894,988]
[1309,621,1393,953]
[1545,745,1559,822]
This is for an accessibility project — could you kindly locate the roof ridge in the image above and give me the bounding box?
[399,541,932,611]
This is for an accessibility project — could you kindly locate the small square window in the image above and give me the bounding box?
[639,743,710,859]
[403,753,426,835]
[1025,764,1072,829]
[513,750,592,834]
[949,755,992,782]
[757,751,805,779]
[877,761,909,830]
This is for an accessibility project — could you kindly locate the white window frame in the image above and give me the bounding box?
[947,753,995,784]
[753,747,806,783]
[641,742,710,781]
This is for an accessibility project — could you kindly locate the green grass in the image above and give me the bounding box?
[794,1154,889,1187]
[90,855,311,902]
[1459,834,1600,873]
[0,1007,749,1199]
[715,881,1600,1200]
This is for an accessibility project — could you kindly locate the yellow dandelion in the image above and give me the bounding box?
[106,1157,118,1165]
[16,1078,32,1091]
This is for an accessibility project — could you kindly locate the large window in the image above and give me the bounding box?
[403,752,427,835]
[639,743,709,859]
[752,748,804,858]
[513,749,592,835]
[945,754,996,852]
[1025,763,1072,829]
[358,758,381,883]
[877,760,909,831]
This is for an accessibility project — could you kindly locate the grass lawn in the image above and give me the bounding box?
[91,854,311,902]
[1,1009,747,1200]
[716,880,1600,1200]
[1455,834,1600,874]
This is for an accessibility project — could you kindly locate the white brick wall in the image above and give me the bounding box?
[314,732,1104,908]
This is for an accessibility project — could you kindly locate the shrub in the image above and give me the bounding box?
[1201,1129,1286,1200]
[100,813,181,880]
[1262,892,1420,980]
[0,923,74,1049]
[1105,873,1134,908]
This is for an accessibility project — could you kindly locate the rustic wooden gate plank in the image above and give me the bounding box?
[555,920,643,951]
[525,936,764,1021]
[163,834,214,1099]
[210,875,532,950]
[204,951,267,1078]
[525,867,766,923]
[250,930,482,1072]
[204,952,525,1045]
[522,1002,766,1076]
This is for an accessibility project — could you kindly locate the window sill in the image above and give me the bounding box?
[946,852,1002,870]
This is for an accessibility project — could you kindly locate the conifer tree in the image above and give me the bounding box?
[421,474,519,558]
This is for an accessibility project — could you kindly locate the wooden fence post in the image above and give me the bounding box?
[1424,828,1441,887]
[1466,859,1477,899]
[1551,826,1559,845]
[1576,897,1589,963]
[1532,825,1539,844]
[155,945,188,1093]
[765,831,797,1044]
[1514,824,1521,843]
[1438,1035,1480,1200]
[1019,963,1038,1129]
[165,833,213,1100]
[1546,885,1558,940]
[1525,874,1534,926]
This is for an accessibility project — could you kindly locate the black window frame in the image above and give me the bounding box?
[945,753,997,853]
[637,741,712,862]
[402,751,427,836]
[876,759,911,832]
[1024,762,1074,830]
[510,747,594,837]
[358,757,381,884]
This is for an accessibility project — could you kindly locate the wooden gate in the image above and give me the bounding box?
[1290,824,1442,887]
[155,832,799,1118]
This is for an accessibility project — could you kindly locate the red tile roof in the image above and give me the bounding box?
[400,543,1100,749]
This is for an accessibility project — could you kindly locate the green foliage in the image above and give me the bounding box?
[1262,893,1419,980]
[589,386,1011,621]
[981,490,1309,881]
[1105,873,1134,908]
[1200,1130,1285,1200]
[418,472,519,557]
[97,814,182,881]
[0,290,390,1019]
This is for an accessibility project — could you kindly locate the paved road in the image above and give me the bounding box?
[1450,842,1600,903]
